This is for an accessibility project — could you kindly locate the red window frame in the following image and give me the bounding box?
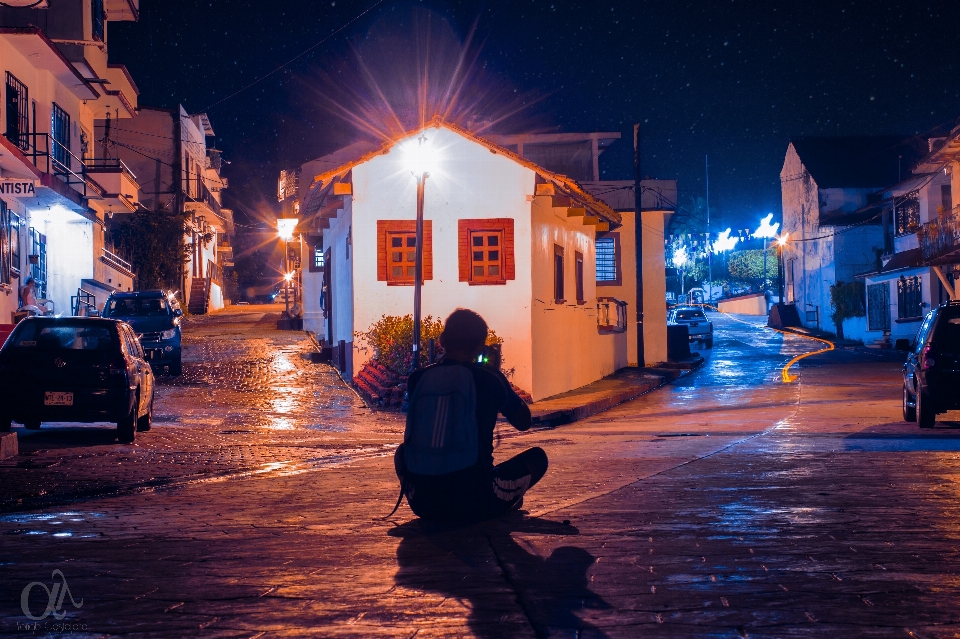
[458,218,515,285]
[377,220,432,286]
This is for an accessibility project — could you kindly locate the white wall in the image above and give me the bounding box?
[327,204,354,347]
[348,127,535,391]
[301,259,325,336]
[34,207,94,315]
[641,210,668,365]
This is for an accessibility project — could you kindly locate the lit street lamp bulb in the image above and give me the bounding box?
[403,133,436,177]
[283,272,294,282]
[776,233,789,247]
[752,213,780,239]
[277,218,298,241]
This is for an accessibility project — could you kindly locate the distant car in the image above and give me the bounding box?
[101,290,183,376]
[898,301,960,427]
[0,317,155,443]
[668,306,713,348]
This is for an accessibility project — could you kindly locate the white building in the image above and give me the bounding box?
[0,0,142,327]
[105,106,233,313]
[860,128,960,340]
[283,121,672,402]
[780,136,926,341]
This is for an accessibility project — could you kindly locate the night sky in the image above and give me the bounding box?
[108,0,960,234]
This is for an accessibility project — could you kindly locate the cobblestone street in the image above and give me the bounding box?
[3,307,960,638]
[0,306,402,514]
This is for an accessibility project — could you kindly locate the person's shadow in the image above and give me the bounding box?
[390,514,611,638]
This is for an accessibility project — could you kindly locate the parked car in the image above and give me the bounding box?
[668,306,714,348]
[898,301,960,428]
[0,317,155,443]
[101,290,183,376]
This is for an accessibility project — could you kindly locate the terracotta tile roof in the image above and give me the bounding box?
[304,118,621,226]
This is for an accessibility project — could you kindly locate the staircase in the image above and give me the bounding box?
[188,277,209,314]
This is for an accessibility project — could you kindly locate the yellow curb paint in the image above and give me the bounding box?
[697,303,835,384]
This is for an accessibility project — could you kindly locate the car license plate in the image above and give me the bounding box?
[44,392,73,406]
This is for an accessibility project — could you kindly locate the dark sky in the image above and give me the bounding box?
[109,0,960,232]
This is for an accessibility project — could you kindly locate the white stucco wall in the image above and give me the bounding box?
[35,207,94,316]
[301,262,325,336]
[347,127,535,393]
[326,205,354,347]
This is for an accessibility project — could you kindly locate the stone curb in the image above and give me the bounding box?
[0,432,17,460]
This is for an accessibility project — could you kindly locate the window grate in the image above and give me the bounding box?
[91,0,104,41]
[5,72,28,150]
[51,103,70,170]
[897,275,922,319]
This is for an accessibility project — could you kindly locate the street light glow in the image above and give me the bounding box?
[283,272,294,282]
[277,218,298,241]
[712,228,739,254]
[777,232,789,247]
[752,213,780,239]
[403,133,436,177]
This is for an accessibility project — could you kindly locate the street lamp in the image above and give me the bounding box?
[403,133,436,373]
[277,218,298,319]
[776,232,789,304]
[752,213,780,297]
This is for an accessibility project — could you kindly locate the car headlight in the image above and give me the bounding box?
[161,328,178,340]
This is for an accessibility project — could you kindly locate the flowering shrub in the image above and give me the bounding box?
[356,314,506,376]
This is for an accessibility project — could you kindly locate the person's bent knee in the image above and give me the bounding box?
[524,447,548,485]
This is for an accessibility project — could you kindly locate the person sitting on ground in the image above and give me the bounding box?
[393,308,547,521]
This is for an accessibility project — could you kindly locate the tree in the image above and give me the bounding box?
[829,280,866,340]
[110,208,190,292]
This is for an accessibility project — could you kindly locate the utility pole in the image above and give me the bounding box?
[705,155,711,302]
[634,124,645,368]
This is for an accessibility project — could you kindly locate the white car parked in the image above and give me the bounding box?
[668,306,714,348]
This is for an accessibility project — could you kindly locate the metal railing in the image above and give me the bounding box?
[100,247,134,277]
[207,258,223,286]
[71,288,98,317]
[597,297,628,334]
[917,205,960,261]
[185,176,223,220]
[84,157,137,181]
[5,131,50,173]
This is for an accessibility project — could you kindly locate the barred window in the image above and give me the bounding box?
[897,275,922,320]
[895,191,920,237]
[5,72,28,151]
[596,233,621,286]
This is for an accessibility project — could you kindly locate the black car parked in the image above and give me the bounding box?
[899,301,960,428]
[101,290,183,375]
[0,317,155,443]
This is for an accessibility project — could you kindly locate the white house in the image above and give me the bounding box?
[860,126,960,341]
[780,136,926,341]
[287,120,671,401]
[0,0,142,326]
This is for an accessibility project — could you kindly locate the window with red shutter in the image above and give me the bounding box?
[458,219,515,285]
[377,220,432,285]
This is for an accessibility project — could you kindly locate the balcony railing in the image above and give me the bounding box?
[100,247,134,277]
[185,176,223,221]
[917,205,960,261]
[84,157,138,181]
[4,131,92,197]
[597,297,628,334]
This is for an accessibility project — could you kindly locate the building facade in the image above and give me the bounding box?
[780,136,926,341]
[104,106,233,313]
[281,121,673,401]
[0,0,142,325]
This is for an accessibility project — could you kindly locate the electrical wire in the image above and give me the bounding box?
[202,0,385,112]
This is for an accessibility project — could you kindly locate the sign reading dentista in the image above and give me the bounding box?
[0,178,39,196]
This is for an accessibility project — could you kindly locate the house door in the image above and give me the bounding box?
[867,282,890,332]
[323,247,333,345]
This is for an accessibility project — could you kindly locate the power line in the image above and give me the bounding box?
[201,0,385,112]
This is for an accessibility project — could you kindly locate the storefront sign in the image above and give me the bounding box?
[0,179,38,197]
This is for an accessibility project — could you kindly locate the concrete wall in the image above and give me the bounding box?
[529,192,625,400]
[301,259,325,336]
[641,210,668,365]
[327,204,354,348]
[35,207,94,316]
[719,293,767,315]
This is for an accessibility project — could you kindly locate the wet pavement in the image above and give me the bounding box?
[3,306,959,638]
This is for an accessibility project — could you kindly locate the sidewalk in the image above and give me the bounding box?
[529,366,694,427]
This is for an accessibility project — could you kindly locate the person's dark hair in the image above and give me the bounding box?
[23,277,35,286]
[440,308,488,354]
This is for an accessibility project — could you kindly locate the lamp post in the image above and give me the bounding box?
[277,218,298,319]
[776,233,789,304]
[405,134,433,373]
